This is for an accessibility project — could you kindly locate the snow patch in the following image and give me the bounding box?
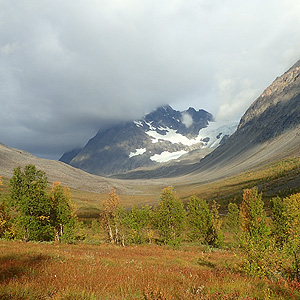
[134,121,143,127]
[146,128,200,145]
[199,121,238,148]
[129,148,146,158]
[145,121,156,131]
[150,150,187,163]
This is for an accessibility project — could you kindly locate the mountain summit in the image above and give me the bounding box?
[60,105,237,176]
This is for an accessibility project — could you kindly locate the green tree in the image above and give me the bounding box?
[10,165,52,241]
[270,196,289,247]
[49,181,76,243]
[209,200,223,247]
[186,195,212,242]
[225,202,241,245]
[120,205,152,245]
[187,196,223,247]
[281,193,300,280]
[240,188,274,278]
[240,188,269,240]
[154,186,185,246]
[226,203,240,232]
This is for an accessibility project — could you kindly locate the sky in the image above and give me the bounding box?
[1,0,300,159]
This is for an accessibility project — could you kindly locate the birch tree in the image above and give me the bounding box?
[102,189,121,244]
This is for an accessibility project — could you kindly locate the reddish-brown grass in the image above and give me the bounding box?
[1,241,299,299]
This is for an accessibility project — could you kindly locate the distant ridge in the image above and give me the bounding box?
[0,143,132,194]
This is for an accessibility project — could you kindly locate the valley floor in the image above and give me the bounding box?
[1,240,299,300]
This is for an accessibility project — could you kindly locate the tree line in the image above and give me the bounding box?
[100,187,223,247]
[1,164,300,281]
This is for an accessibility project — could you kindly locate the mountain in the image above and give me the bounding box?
[60,105,237,176]
[0,143,133,194]
[195,59,300,174]
[117,59,300,180]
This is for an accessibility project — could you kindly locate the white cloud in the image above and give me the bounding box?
[0,42,19,55]
[181,112,193,128]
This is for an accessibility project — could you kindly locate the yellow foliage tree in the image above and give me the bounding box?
[102,189,121,244]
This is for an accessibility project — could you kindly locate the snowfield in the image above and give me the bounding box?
[146,121,237,148]
[129,148,147,158]
[150,150,188,163]
[128,120,238,163]
[146,128,199,146]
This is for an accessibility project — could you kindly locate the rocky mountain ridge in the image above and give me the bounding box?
[60,105,237,176]
[239,59,300,130]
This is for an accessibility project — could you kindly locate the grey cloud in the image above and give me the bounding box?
[1,0,300,159]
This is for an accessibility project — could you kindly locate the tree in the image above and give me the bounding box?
[0,201,11,238]
[209,200,224,247]
[154,187,185,246]
[225,202,240,234]
[187,196,223,247]
[240,188,269,240]
[120,205,152,245]
[101,189,121,244]
[240,188,273,278]
[10,165,52,241]
[49,181,76,243]
[186,195,212,242]
[270,196,289,247]
[281,193,300,280]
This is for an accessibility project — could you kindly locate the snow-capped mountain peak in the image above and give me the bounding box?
[60,106,237,176]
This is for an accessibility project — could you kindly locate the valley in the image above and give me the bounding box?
[1,59,300,300]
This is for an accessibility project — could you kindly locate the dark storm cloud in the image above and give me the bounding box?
[1,0,300,159]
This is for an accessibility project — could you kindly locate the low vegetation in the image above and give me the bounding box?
[1,163,300,299]
[176,156,300,205]
[3,240,300,300]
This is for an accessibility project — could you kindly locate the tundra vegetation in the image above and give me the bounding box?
[1,165,300,299]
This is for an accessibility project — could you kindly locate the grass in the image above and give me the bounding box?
[175,156,300,207]
[1,240,300,299]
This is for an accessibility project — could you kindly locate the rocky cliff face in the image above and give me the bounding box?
[235,59,300,143]
[239,60,300,130]
[60,105,237,176]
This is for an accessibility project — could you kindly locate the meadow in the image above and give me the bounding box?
[2,157,300,299]
[1,240,300,300]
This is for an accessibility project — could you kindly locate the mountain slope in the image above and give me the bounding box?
[194,59,300,175]
[60,105,237,176]
[116,59,300,180]
[0,143,132,194]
